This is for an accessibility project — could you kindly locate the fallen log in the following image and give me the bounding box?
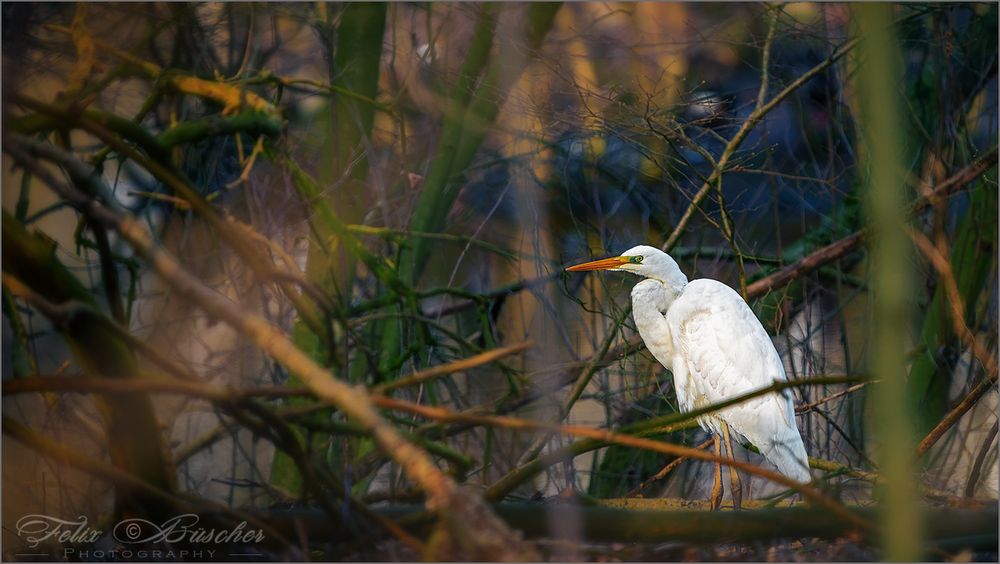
[259,501,997,550]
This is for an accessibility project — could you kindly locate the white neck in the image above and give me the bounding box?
[631,277,684,316]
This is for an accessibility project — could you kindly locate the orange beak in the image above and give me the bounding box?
[566,256,630,272]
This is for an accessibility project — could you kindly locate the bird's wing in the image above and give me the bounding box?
[667,279,788,400]
[667,279,809,480]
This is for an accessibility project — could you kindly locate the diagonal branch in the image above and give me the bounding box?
[373,341,533,395]
[3,137,539,560]
[747,149,998,298]
[662,34,861,251]
[909,228,998,458]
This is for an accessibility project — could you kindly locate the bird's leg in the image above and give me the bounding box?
[721,423,743,510]
[710,435,723,511]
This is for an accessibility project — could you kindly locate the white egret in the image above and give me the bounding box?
[567,245,810,509]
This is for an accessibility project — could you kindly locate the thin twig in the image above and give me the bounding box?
[964,420,999,498]
[224,135,265,190]
[795,381,872,414]
[916,375,998,458]
[625,437,715,498]
[662,34,862,252]
[756,6,781,110]
[908,228,998,380]
[374,341,533,394]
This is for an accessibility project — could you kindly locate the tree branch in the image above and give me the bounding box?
[747,149,998,298]
[662,34,862,251]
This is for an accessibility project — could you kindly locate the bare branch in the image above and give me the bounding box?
[663,35,862,252]
[747,149,998,298]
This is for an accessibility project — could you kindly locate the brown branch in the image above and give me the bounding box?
[2,341,535,400]
[371,394,871,531]
[964,419,999,498]
[747,149,998,299]
[909,148,999,216]
[625,437,715,498]
[796,381,871,414]
[373,341,533,394]
[746,232,866,298]
[908,228,998,380]
[44,24,278,115]
[1,375,304,400]
[909,227,998,458]
[916,375,997,458]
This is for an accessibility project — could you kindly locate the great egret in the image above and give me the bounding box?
[567,245,810,509]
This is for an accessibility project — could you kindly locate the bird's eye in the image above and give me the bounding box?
[630,255,643,264]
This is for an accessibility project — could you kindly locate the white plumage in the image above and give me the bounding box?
[568,245,811,485]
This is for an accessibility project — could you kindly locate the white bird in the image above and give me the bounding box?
[567,245,810,508]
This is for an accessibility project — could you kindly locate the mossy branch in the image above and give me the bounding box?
[44,23,279,115]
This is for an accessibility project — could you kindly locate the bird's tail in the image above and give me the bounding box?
[761,433,811,484]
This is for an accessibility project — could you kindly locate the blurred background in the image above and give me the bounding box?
[2,2,997,561]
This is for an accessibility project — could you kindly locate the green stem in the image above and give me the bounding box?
[854,4,921,560]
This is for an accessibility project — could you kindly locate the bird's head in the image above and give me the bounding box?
[566,245,688,287]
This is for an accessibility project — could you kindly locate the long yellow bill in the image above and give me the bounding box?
[565,256,630,272]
